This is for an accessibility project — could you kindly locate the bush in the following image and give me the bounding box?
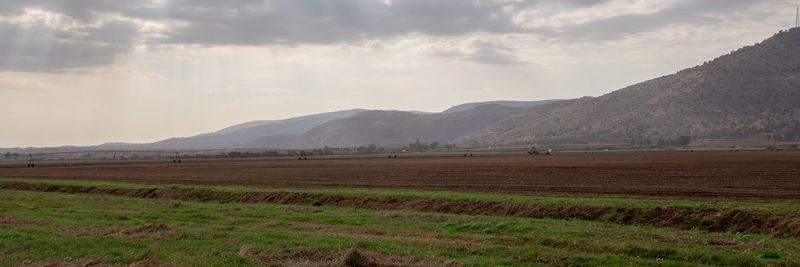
[760,251,781,259]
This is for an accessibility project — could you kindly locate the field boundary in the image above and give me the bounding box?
[2,181,800,240]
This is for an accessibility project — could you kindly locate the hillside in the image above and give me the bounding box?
[132,109,364,150]
[442,100,560,113]
[458,29,800,146]
[5,29,798,152]
[247,105,528,148]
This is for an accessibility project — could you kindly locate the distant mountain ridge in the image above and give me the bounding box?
[138,109,366,150]
[247,104,530,149]
[134,99,565,150]
[442,100,560,113]
[458,29,800,146]
[211,120,276,136]
[80,109,364,151]
[1,101,553,152]
[252,29,800,149]
[4,29,799,152]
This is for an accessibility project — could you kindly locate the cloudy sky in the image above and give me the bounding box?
[0,0,796,147]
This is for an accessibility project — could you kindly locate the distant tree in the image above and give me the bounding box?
[429,142,439,151]
[411,139,423,151]
[262,151,280,157]
[677,135,691,146]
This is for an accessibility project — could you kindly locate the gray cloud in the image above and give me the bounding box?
[154,0,614,45]
[0,2,24,16]
[0,0,152,71]
[0,0,790,71]
[1,0,161,21]
[434,40,525,65]
[467,41,525,65]
[531,0,783,41]
[0,0,606,45]
[85,21,140,45]
[0,20,138,72]
[157,0,525,45]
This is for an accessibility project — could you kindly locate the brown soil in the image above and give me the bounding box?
[3,181,800,239]
[58,222,179,240]
[342,248,383,267]
[238,245,340,266]
[120,222,175,235]
[1,151,798,201]
[0,215,49,226]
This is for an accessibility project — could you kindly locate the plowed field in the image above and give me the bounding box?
[1,151,799,200]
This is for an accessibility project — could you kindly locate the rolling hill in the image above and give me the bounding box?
[250,29,800,149]
[442,100,560,113]
[5,29,799,152]
[247,105,529,148]
[458,29,800,146]
[107,109,365,150]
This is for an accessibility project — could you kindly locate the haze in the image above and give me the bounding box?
[0,0,795,147]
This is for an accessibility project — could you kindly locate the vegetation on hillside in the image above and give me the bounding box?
[461,29,800,146]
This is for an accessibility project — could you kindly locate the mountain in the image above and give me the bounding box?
[442,100,561,113]
[458,29,800,146]
[7,29,798,152]
[247,105,529,148]
[212,121,276,135]
[128,109,365,150]
[198,29,800,149]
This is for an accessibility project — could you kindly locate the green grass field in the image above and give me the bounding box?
[1,179,799,266]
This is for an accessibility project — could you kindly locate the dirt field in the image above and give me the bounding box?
[1,151,799,200]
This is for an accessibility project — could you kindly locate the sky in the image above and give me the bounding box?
[0,0,797,147]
